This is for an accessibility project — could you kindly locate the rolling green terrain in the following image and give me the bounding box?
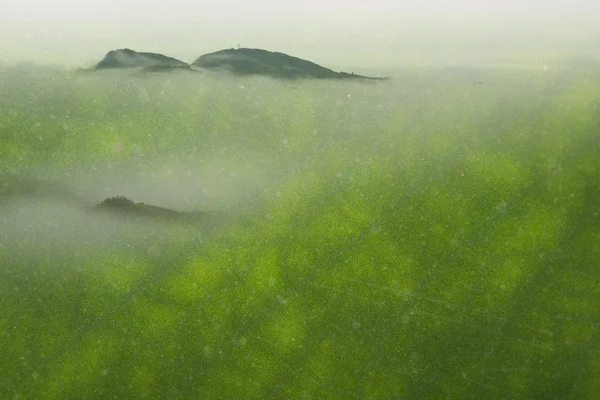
[0,60,599,399]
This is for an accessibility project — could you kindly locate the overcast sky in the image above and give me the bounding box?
[1,0,598,67]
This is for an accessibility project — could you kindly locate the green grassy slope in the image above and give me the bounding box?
[0,62,598,399]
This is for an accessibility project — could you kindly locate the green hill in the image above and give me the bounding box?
[192,47,388,80]
[95,48,189,70]
[93,196,211,224]
[92,47,388,79]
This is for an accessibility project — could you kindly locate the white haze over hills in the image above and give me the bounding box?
[1,0,599,69]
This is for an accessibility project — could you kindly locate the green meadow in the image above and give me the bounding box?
[1,61,599,399]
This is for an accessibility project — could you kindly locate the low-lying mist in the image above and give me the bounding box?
[1,65,399,208]
[1,60,593,263]
[0,64,400,261]
[1,60,596,242]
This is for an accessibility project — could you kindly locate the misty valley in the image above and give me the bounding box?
[0,56,599,399]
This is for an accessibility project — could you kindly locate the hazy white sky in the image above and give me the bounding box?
[2,0,599,17]
[1,0,599,67]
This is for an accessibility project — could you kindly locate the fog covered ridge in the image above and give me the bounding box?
[90,47,389,79]
[0,173,222,225]
[94,195,217,225]
[95,48,189,69]
[191,47,389,79]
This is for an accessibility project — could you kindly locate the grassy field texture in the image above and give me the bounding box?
[1,62,599,399]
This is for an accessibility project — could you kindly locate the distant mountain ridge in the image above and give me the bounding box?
[192,47,386,80]
[94,196,211,224]
[95,48,189,70]
[93,47,388,80]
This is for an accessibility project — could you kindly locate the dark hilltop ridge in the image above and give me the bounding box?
[92,47,388,80]
[192,47,388,80]
[94,196,212,225]
[0,174,222,227]
[94,48,193,72]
